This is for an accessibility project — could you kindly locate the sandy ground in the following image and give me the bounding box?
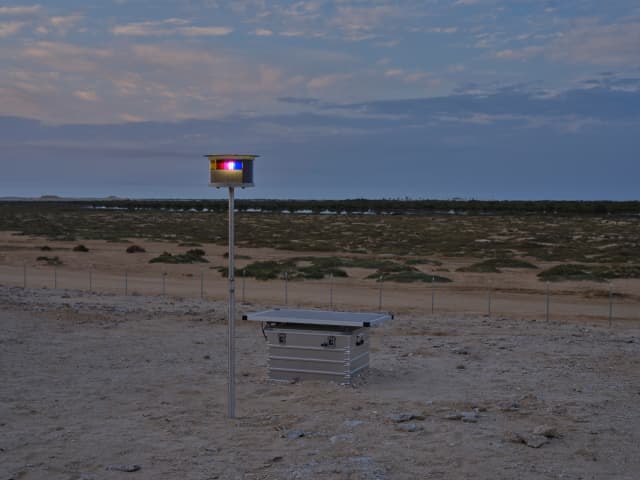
[2,283,640,480]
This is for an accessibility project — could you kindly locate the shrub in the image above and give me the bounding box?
[538,264,640,282]
[537,264,602,282]
[37,256,63,266]
[73,244,89,252]
[40,245,52,251]
[126,245,146,253]
[149,250,208,264]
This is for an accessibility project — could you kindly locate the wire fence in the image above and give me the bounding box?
[1,263,638,324]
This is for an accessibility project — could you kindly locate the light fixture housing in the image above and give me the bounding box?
[206,154,258,188]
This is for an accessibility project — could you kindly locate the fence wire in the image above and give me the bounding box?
[1,263,637,323]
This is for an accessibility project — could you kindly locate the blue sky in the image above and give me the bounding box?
[1,0,639,200]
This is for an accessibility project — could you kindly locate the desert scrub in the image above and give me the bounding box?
[36,256,62,265]
[538,264,640,282]
[218,257,348,280]
[126,245,146,253]
[218,260,294,280]
[149,249,208,264]
[457,258,537,273]
[73,244,89,252]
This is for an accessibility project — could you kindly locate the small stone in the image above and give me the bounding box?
[106,464,141,472]
[461,412,479,423]
[284,430,305,439]
[388,413,425,423]
[456,364,466,370]
[344,420,364,428]
[452,347,469,355]
[505,431,525,444]
[444,413,463,420]
[396,422,422,432]
[330,433,354,444]
[532,425,558,438]
[524,434,549,448]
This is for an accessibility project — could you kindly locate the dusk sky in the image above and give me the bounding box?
[1,1,639,200]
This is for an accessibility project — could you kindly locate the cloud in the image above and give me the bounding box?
[254,28,273,36]
[73,90,98,101]
[20,41,113,72]
[49,14,84,34]
[131,44,220,67]
[179,26,233,36]
[112,19,232,37]
[428,27,458,34]
[495,46,544,61]
[0,20,25,37]
[329,4,407,41]
[0,5,41,16]
[268,83,631,138]
[548,21,640,66]
[494,20,640,67]
[111,18,187,36]
[307,73,352,89]
[120,113,144,123]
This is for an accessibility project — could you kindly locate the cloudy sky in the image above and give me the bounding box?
[1,0,639,200]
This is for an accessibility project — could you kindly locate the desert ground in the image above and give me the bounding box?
[1,227,640,479]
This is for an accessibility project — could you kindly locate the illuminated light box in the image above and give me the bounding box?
[206,154,258,188]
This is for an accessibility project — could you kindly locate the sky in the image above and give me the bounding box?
[1,0,639,200]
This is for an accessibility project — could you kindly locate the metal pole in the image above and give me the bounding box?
[487,287,492,318]
[284,271,288,305]
[545,281,550,322]
[431,276,435,314]
[162,272,166,295]
[228,187,236,419]
[89,269,92,292]
[200,272,204,299]
[23,262,26,289]
[125,270,128,296]
[54,266,58,289]
[608,283,613,327]
[378,275,383,311]
[241,269,246,303]
[329,273,334,310]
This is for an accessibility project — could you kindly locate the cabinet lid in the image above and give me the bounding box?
[243,308,392,327]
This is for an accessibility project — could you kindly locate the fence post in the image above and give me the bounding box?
[378,275,383,311]
[431,276,435,314]
[487,287,492,318]
[162,272,166,295]
[200,272,204,299]
[54,266,57,289]
[608,283,613,327]
[284,271,288,305]
[241,269,246,303]
[329,273,334,310]
[89,269,93,292]
[545,281,550,322]
[125,270,128,296]
[23,262,26,289]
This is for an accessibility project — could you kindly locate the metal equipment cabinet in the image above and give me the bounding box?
[243,309,392,384]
